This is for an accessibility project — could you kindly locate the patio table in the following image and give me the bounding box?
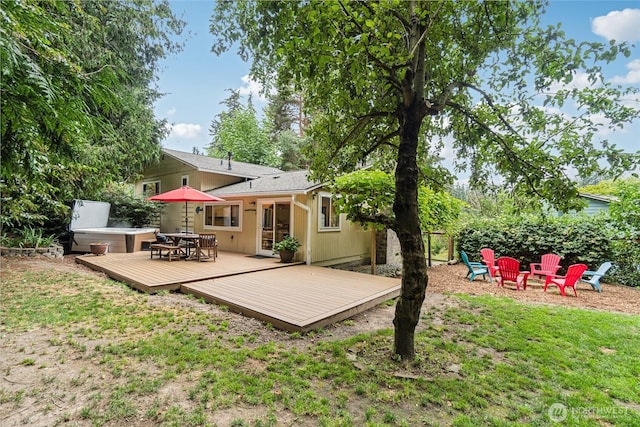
[164,233,200,258]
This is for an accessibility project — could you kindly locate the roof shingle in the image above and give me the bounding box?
[209,170,323,196]
[163,148,283,179]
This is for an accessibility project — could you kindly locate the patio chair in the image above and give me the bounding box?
[195,233,217,262]
[580,261,612,293]
[460,250,491,282]
[496,257,530,291]
[529,253,561,280]
[544,263,588,297]
[480,248,499,278]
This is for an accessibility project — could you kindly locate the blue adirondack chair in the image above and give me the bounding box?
[460,250,491,282]
[580,261,612,293]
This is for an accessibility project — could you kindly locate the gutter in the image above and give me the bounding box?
[292,195,312,265]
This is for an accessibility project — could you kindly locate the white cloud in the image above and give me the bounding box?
[166,107,177,117]
[546,71,600,94]
[611,59,640,84]
[238,75,267,102]
[592,8,640,42]
[167,123,203,139]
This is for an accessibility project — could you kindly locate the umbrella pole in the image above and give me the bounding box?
[185,201,188,233]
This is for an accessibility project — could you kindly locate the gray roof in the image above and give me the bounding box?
[162,148,283,179]
[579,192,619,203]
[209,170,324,196]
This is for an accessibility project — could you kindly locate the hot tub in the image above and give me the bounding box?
[71,227,158,253]
[69,200,157,253]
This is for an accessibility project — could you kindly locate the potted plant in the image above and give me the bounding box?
[272,235,301,263]
[90,242,109,255]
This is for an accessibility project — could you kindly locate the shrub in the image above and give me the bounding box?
[1,227,57,248]
[98,184,162,227]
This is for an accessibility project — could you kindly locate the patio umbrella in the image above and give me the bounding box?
[148,186,225,233]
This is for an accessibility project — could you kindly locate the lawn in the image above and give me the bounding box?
[1,258,638,426]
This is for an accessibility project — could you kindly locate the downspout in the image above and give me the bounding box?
[292,195,312,265]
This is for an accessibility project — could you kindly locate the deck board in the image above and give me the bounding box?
[77,251,401,332]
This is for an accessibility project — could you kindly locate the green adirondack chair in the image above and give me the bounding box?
[460,250,491,282]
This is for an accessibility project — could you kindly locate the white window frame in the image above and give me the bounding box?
[181,175,189,186]
[204,201,243,231]
[142,180,161,196]
[318,192,341,231]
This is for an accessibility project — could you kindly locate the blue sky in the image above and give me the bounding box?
[154,1,639,179]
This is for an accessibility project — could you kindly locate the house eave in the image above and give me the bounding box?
[578,192,619,203]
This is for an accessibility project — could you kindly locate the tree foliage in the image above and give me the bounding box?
[211,0,639,360]
[608,183,640,286]
[275,130,312,171]
[1,0,184,229]
[207,95,278,166]
[332,170,463,233]
[580,177,640,197]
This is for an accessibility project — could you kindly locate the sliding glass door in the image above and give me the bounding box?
[257,199,291,256]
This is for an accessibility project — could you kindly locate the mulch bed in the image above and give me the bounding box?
[424,263,640,316]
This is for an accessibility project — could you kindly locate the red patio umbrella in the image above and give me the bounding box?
[148,186,225,233]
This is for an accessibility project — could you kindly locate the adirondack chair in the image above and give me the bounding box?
[544,263,588,297]
[480,248,499,278]
[496,257,530,291]
[530,253,561,280]
[460,250,491,282]
[580,261,612,293]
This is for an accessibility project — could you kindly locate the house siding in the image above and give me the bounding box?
[582,199,610,215]
[556,196,613,217]
[309,194,370,265]
[311,221,370,265]
[206,196,256,254]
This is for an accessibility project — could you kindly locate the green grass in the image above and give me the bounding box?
[2,267,639,426]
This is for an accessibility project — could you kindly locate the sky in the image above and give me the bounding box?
[154,1,640,180]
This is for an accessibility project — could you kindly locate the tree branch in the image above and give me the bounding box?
[445,99,566,198]
[348,210,397,232]
[362,129,401,158]
[408,1,445,58]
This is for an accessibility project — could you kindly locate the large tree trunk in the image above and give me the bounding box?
[392,102,428,361]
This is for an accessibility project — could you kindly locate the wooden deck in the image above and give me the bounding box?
[76,251,401,332]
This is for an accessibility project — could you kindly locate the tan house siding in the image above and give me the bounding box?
[200,173,243,192]
[206,196,256,254]
[311,217,370,265]
[293,193,369,265]
[291,196,309,263]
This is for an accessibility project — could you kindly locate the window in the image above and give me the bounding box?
[318,193,340,230]
[181,175,189,186]
[143,181,160,196]
[204,202,242,230]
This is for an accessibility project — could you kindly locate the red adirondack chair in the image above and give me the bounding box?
[497,257,530,291]
[530,253,561,280]
[480,248,500,278]
[544,264,588,297]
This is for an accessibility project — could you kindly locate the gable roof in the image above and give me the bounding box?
[162,148,283,179]
[208,170,324,197]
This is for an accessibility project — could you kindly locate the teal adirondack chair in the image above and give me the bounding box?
[460,251,491,282]
[580,262,612,293]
